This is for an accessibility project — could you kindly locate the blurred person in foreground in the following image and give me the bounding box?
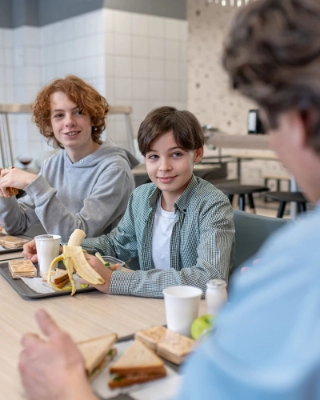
[0,75,138,242]
[18,0,320,398]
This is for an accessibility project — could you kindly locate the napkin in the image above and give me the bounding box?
[20,274,86,294]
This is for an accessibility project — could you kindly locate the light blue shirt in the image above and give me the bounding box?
[176,203,320,400]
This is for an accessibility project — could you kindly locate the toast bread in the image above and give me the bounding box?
[135,326,194,365]
[77,333,118,377]
[42,268,70,289]
[8,259,37,279]
[109,340,166,388]
[0,236,30,249]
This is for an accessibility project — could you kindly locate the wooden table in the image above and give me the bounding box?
[0,252,206,399]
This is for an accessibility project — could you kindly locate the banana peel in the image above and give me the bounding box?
[48,229,105,296]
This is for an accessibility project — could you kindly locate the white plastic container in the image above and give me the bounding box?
[34,234,61,277]
[206,279,228,314]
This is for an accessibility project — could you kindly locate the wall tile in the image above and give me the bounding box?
[132,57,148,79]
[115,34,131,56]
[164,40,180,61]
[164,19,180,40]
[132,79,148,100]
[103,9,115,33]
[115,78,132,99]
[114,10,132,34]
[147,16,165,38]
[165,60,180,80]
[148,59,165,80]
[132,13,148,36]
[115,56,132,78]
[148,37,164,59]
[132,36,148,58]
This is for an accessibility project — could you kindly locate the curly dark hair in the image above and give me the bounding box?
[223,0,320,153]
[32,75,109,148]
[138,106,204,156]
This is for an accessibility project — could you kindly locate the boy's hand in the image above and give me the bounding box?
[80,253,113,293]
[0,168,37,197]
[23,239,38,263]
[19,309,97,400]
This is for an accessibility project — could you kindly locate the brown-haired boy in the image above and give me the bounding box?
[78,106,235,297]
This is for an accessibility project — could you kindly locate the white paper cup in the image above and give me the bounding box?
[34,234,61,277]
[163,286,202,337]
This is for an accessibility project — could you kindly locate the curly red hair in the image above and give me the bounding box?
[32,75,109,148]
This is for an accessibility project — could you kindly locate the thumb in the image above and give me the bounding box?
[35,309,60,338]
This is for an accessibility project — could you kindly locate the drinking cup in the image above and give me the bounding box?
[34,234,61,277]
[163,285,202,337]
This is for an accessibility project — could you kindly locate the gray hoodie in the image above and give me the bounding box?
[0,139,139,242]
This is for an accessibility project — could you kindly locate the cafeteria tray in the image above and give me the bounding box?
[0,261,96,300]
[0,232,32,254]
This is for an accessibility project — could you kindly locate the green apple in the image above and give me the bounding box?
[191,314,214,340]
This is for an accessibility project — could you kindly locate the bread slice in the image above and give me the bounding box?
[135,326,168,350]
[135,326,194,365]
[77,333,118,378]
[109,340,166,388]
[42,268,70,289]
[0,236,30,249]
[8,259,37,279]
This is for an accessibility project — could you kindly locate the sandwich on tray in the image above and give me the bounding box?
[8,259,37,279]
[108,340,166,388]
[0,167,19,197]
[77,333,118,379]
[135,326,194,365]
[42,268,70,289]
[0,236,30,249]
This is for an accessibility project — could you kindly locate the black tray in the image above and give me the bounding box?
[0,261,96,300]
[0,232,32,254]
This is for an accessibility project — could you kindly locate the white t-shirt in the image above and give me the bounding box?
[152,196,176,269]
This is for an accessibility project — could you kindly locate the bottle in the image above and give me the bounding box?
[206,279,228,314]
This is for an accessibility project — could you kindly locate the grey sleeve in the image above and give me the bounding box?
[24,167,134,242]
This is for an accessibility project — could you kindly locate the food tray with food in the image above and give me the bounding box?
[0,233,32,254]
[0,261,96,300]
[87,330,183,400]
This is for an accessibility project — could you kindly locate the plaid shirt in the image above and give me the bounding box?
[82,175,235,298]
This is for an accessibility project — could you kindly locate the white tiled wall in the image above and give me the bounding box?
[0,9,188,166]
[102,9,188,150]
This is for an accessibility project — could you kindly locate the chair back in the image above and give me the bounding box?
[233,210,288,270]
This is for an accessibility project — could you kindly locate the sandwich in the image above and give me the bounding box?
[42,268,70,289]
[8,259,37,279]
[135,326,194,365]
[77,333,118,379]
[0,167,19,197]
[108,340,166,388]
[0,235,30,249]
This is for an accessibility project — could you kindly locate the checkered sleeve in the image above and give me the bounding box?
[81,192,139,262]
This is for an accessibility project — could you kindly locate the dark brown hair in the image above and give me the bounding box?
[223,0,320,152]
[32,75,109,148]
[138,106,204,156]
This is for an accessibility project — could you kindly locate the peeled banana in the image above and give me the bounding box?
[48,229,105,295]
